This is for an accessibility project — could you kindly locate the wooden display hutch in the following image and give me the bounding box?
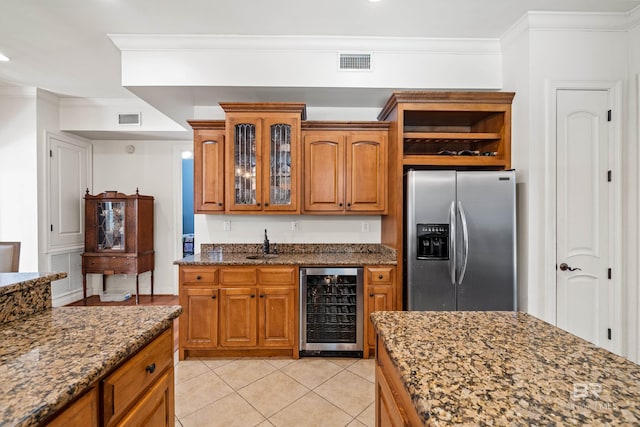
[82,190,154,304]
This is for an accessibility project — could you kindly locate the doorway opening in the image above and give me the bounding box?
[181,151,194,257]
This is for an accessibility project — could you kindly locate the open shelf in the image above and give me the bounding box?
[403,155,507,167]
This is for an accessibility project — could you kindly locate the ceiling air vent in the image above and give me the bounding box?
[118,113,141,125]
[339,53,372,71]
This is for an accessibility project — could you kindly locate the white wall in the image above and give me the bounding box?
[0,87,39,271]
[625,8,640,363]
[91,139,188,295]
[503,12,633,358]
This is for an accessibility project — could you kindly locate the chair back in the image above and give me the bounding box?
[0,242,20,272]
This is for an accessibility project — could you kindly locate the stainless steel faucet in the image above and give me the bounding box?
[263,229,270,254]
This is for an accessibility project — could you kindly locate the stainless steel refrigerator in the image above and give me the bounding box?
[405,170,516,311]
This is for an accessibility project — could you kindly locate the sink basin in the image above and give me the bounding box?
[246,254,279,260]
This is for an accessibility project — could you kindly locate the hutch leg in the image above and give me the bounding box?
[82,273,87,304]
[102,274,106,292]
[135,274,140,305]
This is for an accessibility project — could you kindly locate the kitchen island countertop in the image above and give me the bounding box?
[0,305,182,427]
[371,311,640,426]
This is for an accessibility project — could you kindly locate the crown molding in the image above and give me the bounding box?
[108,34,501,55]
[526,11,628,32]
[628,5,640,30]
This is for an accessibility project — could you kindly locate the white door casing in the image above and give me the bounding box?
[555,88,614,351]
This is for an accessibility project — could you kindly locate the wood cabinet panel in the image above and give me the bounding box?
[220,267,257,285]
[180,287,219,349]
[219,287,257,347]
[302,127,387,214]
[258,287,295,347]
[114,369,173,427]
[180,267,219,285]
[194,129,225,212]
[46,387,98,427]
[103,329,173,426]
[365,266,395,356]
[257,266,297,286]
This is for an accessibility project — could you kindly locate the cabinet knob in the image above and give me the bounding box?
[145,363,156,374]
[369,293,374,297]
[218,202,223,207]
[251,294,256,298]
[257,203,261,207]
[196,275,202,280]
[264,203,269,207]
[378,274,384,279]
[339,203,343,207]
[259,294,265,298]
[347,203,351,207]
[211,295,217,299]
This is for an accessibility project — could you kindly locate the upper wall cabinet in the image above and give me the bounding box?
[221,103,306,214]
[301,122,389,215]
[378,91,515,169]
[189,121,226,213]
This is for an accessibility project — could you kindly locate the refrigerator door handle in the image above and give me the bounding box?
[449,201,456,285]
[458,201,470,284]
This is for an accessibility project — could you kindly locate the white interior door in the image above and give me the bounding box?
[556,89,610,348]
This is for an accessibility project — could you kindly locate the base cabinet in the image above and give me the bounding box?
[375,336,423,426]
[179,265,298,358]
[364,266,395,357]
[45,328,174,427]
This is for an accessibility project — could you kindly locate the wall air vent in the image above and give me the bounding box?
[118,113,141,125]
[339,53,372,71]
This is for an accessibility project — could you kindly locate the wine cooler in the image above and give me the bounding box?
[299,267,364,356]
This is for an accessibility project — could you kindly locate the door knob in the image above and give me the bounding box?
[559,263,581,272]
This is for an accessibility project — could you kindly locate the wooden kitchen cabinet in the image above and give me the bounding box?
[375,335,423,426]
[221,103,306,213]
[178,264,298,359]
[219,287,258,347]
[365,266,395,357]
[81,190,154,304]
[48,326,175,427]
[190,121,226,213]
[302,122,389,214]
[46,387,98,427]
[377,91,515,169]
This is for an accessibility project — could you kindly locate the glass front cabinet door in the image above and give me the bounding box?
[97,200,126,251]
[226,114,300,213]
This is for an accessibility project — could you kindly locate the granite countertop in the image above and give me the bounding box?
[371,311,640,426]
[0,305,182,427]
[174,243,397,266]
[0,272,67,296]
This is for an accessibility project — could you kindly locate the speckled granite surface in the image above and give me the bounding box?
[371,311,640,426]
[0,305,182,427]
[0,272,67,324]
[175,243,396,266]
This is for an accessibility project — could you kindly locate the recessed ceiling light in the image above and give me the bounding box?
[0,52,9,62]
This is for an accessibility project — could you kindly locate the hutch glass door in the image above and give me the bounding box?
[97,201,125,251]
[269,123,292,206]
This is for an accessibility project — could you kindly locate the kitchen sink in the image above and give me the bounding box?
[246,254,279,260]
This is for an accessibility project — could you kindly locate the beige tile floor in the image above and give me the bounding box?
[173,356,375,427]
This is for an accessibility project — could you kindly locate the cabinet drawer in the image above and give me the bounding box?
[258,267,296,286]
[367,267,394,284]
[103,329,173,426]
[220,267,257,285]
[181,267,219,285]
[84,256,136,274]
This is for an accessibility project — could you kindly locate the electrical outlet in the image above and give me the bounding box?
[291,221,298,231]
[223,221,231,231]
[361,222,370,232]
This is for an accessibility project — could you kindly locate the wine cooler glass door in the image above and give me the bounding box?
[300,267,363,352]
